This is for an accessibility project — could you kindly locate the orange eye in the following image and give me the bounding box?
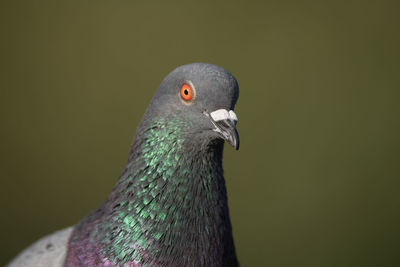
[180,83,193,101]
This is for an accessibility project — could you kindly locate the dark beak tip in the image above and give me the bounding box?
[227,126,239,150]
[229,137,239,150]
[235,142,240,150]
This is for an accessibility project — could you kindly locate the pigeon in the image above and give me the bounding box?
[8,63,240,267]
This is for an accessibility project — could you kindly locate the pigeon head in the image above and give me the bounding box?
[144,63,240,149]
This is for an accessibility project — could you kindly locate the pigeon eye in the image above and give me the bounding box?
[180,83,193,101]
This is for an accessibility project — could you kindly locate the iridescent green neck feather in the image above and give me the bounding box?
[67,116,238,266]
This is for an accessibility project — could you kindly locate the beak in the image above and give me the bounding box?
[206,109,240,150]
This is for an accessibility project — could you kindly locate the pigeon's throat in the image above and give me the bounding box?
[92,117,234,265]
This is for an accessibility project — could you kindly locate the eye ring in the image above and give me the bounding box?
[180,83,194,101]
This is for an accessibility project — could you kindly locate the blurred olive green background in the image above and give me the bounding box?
[1,0,399,266]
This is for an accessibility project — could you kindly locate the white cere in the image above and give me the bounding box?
[210,109,238,123]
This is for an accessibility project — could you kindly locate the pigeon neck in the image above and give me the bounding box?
[93,117,237,265]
